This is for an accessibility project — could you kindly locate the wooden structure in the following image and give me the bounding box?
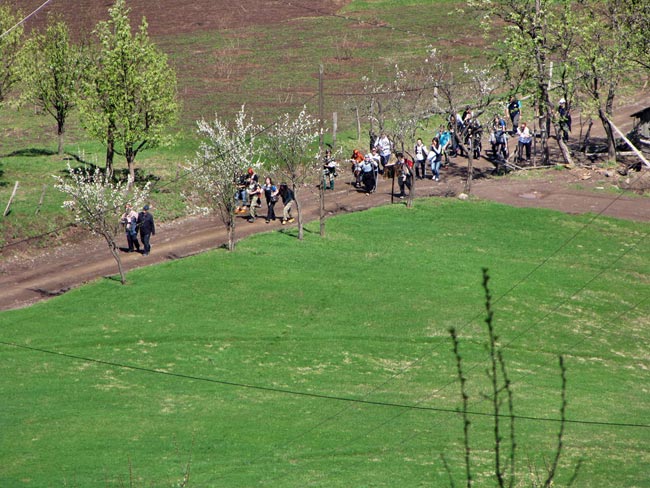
[630,106,650,139]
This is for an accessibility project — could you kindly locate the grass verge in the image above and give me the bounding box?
[1,199,649,486]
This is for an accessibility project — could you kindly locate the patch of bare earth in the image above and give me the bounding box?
[19,0,351,37]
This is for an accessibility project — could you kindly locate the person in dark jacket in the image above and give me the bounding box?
[507,95,521,134]
[137,205,156,256]
[279,183,295,225]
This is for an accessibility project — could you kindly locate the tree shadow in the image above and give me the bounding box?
[5,148,57,158]
[104,275,123,283]
[278,227,300,239]
[54,162,161,186]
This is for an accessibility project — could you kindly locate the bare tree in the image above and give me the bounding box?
[446,269,581,487]
[472,0,575,165]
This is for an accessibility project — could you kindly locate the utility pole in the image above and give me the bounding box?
[319,64,324,150]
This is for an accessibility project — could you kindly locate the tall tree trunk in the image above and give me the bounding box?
[126,145,136,187]
[227,214,235,251]
[539,82,573,166]
[599,108,617,162]
[57,118,65,156]
[104,234,125,284]
[604,87,617,162]
[539,85,552,165]
[295,188,304,241]
[580,119,593,154]
[106,127,115,180]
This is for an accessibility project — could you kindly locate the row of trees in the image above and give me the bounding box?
[2,0,179,285]
[1,0,178,177]
[347,0,650,171]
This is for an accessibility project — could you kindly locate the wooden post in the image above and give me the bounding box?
[332,112,338,149]
[355,106,361,142]
[319,180,326,238]
[465,139,474,194]
[319,64,324,151]
[4,181,19,217]
[607,117,650,168]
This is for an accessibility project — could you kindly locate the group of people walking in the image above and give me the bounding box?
[120,203,156,255]
[349,131,452,198]
[234,168,296,225]
[121,97,572,252]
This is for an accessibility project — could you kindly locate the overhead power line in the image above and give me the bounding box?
[2,339,648,430]
[0,0,52,39]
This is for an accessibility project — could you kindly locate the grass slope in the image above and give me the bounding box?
[1,199,649,487]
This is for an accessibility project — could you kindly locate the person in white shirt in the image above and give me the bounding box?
[374,132,392,175]
[413,138,429,180]
[517,122,532,162]
[427,137,443,182]
[119,203,140,252]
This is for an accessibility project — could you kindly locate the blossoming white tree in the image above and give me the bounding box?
[263,108,320,241]
[54,164,150,284]
[185,106,259,251]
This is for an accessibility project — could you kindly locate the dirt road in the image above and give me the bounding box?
[2,154,649,312]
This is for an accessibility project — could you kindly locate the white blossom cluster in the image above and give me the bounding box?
[185,106,260,218]
[263,107,321,183]
[53,163,151,237]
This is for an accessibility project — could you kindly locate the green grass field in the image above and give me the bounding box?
[1,199,649,486]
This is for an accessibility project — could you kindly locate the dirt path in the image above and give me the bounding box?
[2,155,649,312]
[3,94,650,311]
[0,176,458,310]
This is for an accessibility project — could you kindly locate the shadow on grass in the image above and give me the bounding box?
[6,148,57,158]
[278,226,301,239]
[54,162,161,186]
